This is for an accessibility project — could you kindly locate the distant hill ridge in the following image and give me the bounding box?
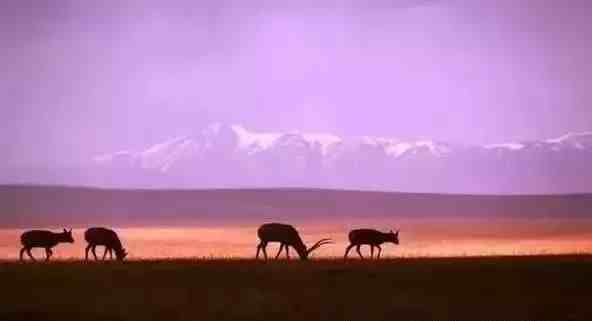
[1,185,591,228]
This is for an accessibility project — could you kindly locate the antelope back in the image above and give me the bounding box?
[21,230,61,247]
[85,227,121,247]
[348,229,385,244]
[258,223,301,243]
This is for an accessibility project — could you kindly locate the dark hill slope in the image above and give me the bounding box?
[1,185,591,227]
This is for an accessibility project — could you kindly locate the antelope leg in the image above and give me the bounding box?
[262,242,268,260]
[370,245,374,259]
[344,244,355,259]
[275,243,284,259]
[256,243,262,259]
[85,245,92,261]
[285,245,290,259]
[356,245,364,259]
[376,245,382,259]
[26,248,35,261]
[19,247,26,261]
[92,245,98,260]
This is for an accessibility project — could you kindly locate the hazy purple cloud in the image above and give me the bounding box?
[2,0,592,191]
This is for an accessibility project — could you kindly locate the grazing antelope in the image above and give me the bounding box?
[344,229,399,260]
[19,229,74,262]
[256,223,333,260]
[85,227,128,261]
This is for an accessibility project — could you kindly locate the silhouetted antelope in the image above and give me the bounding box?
[19,229,74,262]
[85,227,128,261]
[344,229,399,259]
[256,223,332,260]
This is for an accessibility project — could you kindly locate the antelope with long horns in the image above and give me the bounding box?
[344,228,399,260]
[256,223,333,260]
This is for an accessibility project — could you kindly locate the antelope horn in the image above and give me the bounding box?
[306,238,333,254]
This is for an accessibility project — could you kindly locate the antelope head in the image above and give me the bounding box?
[62,228,75,243]
[387,229,400,245]
[115,248,128,261]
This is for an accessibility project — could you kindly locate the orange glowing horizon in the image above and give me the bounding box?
[3,218,592,260]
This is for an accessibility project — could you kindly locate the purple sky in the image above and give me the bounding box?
[2,0,592,168]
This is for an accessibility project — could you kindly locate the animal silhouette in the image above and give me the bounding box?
[344,229,399,259]
[256,223,332,260]
[19,229,74,261]
[84,227,128,261]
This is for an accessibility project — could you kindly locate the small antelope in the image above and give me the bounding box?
[19,229,74,261]
[256,223,333,260]
[84,227,128,261]
[344,229,399,260]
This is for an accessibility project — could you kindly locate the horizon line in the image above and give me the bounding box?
[2,183,592,198]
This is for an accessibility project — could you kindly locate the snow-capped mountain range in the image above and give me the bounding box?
[89,123,592,194]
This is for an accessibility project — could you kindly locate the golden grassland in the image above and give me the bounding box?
[1,255,591,321]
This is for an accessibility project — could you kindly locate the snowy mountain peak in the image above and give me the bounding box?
[229,124,342,155]
[484,143,525,151]
[92,124,592,192]
[359,136,410,157]
[96,124,592,161]
[358,136,453,158]
[546,132,592,149]
[414,140,452,157]
[231,124,282,154]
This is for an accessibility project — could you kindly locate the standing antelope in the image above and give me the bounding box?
[19,229,74,261]
[84,227,128,261]
[256,223,333,260]
[344,229,399,260]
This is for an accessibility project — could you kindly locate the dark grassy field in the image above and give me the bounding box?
[1,256,590,321]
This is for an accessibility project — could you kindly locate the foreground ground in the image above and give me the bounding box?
[1,256,590,321]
